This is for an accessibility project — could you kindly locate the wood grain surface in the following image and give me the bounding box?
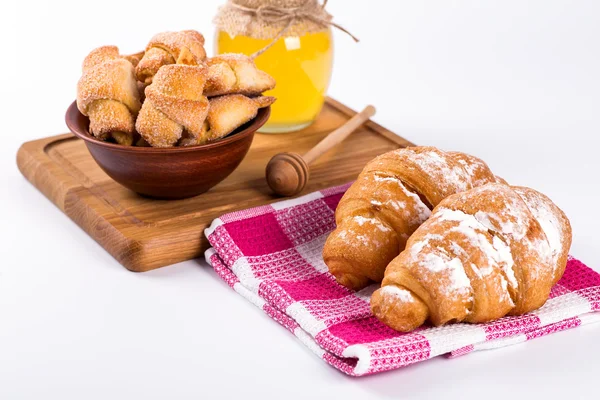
[16,98,414,272]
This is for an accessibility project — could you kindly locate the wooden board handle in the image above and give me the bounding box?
[302,105,376,165]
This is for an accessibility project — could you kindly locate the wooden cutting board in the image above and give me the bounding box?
[17,98,414,272]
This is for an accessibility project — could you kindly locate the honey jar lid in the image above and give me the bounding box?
[214,0,357,41]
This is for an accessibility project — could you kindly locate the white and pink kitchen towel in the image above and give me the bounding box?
[204,183,600,376]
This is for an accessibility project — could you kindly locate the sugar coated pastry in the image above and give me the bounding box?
[136,30,207,84]
[76,31,277,148]
[180,94,275,146]
[76,46,142,146]
[371,183,572,332]
[204,54,276,97]
[136,64,209,148]
[323,147,505,290]
[179,94,275,146]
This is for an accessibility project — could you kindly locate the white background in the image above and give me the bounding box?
[1,0,599,398]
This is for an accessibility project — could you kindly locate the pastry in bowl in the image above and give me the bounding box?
[75,32,275,149]
[180,94,275,146]
[136,64,210,148]
[65,101,270,199]
[69,30,276,197]
[136,30,207,85]
[76,46,142,146]
[205,53,276,97]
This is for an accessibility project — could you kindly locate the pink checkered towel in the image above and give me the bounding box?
[204,183,600,376]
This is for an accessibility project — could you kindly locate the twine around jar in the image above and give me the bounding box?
[215,0,359,59]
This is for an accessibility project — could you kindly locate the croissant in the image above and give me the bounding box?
[370,183,572,332]
[136,30,206,84]
[136,64,209,148]
[76,46,142,146]
[322,147,504,291]
[204,54,276,97]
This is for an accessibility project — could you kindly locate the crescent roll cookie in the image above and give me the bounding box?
[76,31,277,148]
[76,46,142,146]
[136,64,209,148]
[136,30,207,85]
[179,94,276,146]
[204,54,276,97]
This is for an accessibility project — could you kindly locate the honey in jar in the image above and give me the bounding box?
[215,29,333,133]
[213,0,355,133]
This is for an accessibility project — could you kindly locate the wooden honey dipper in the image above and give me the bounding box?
[266,105,376,196]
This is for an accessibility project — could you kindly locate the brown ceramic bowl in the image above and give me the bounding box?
[65,101,269,199]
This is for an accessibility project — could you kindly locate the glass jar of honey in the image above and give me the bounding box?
[213,0,355,133]
[215,29,333,133]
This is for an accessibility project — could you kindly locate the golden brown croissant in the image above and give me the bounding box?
[76,46,142,146]
[136,30,207,85]
[204,54,276,97]
[179,94,276,146]
[323,147,504,291]
[370,183,572,332]
[136,64,209,148]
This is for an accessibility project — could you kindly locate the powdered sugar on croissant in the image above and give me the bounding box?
[323,147,504,291]
[371,183,572,332]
